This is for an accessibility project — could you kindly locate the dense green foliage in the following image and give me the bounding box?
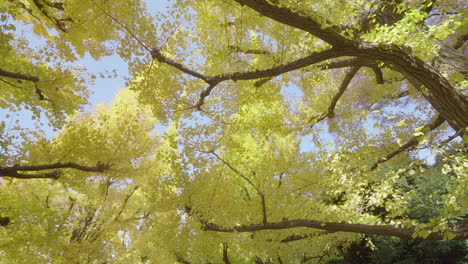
[325,157,467,264]
[0,0,467,263]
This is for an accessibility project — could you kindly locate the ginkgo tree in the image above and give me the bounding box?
[0,0,467,263]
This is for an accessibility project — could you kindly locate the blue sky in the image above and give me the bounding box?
[2,0,445,165]
[1,1,173,136]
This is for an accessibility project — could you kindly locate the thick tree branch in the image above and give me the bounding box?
[228,0,467,129]
[0,67,40,82]
[0,171,61,179]
[31,0,70,32]
[232,0,353,47]
[0,68,54,103]
[311,58,386,86]
[214,49,348,82]
[315,57,368,70]
[280,231,329,243]
[337,44,468,130]
[340,0,436,35]
[370,65,384,84]
[0,162,109,179]
[196,83,218,110]
[150,48,211,82]
[203,218,468,240]
[150,1,467,129]
[42,0,65,11]
[151,47,348,86]
[370,115,446,171]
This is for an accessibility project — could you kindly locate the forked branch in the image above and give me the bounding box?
[309,66,360,124]
[151,46,350,108]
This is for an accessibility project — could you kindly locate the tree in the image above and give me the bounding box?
[0,0,467,263]
[324,155,468,264]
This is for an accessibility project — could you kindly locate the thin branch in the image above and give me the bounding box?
[209,151,269,224]
[90,0,151,51]
[228,45,272,55]
[209,151,259,193]
[390,90,410,99]
[309,66,360,124]
[202,218,468,240]
[222,242,231,264]
[114,185,140,221]
[370,115,446,170]
[326,66,360,117]
[175,253,192,264]
[277,172,284,189]
[438,129,463,148]
[260,193,267,224]
[0,78,28,89]
[0,161,109,179]
[70,207,97,242]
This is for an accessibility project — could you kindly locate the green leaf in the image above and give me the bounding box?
[443,231,456,240]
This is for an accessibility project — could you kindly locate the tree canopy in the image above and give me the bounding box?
[0,0,467,263]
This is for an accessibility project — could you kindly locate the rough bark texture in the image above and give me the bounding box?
[146,0,468,243]
[232,0,468,131]
[203,218,468,240]
[0,162,108,179]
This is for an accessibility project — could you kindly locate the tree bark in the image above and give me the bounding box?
[232,0,468,131]
[203,218,468,241]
